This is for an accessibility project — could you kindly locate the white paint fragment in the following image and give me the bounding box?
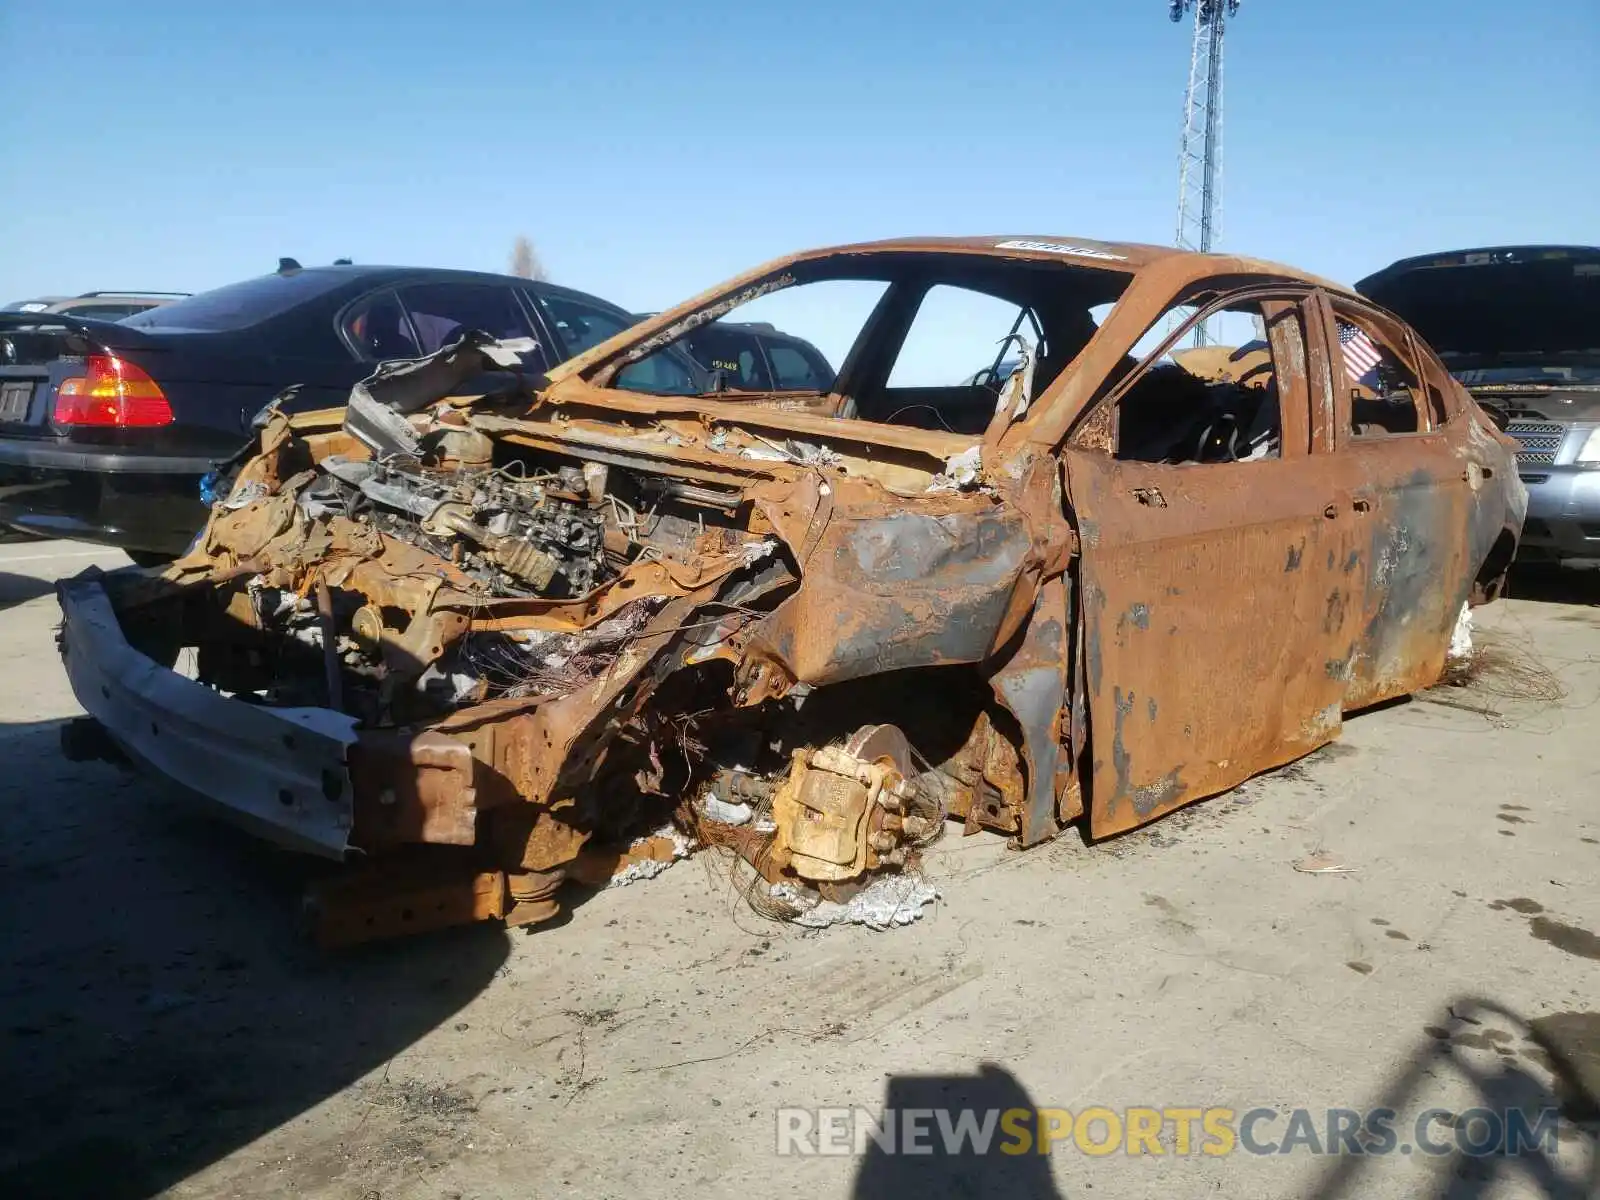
[1448,601,1473,663]
[771,873,940,930]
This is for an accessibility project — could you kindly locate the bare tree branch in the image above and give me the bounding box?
[510,236,548,281]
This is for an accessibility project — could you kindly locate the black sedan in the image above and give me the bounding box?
[0,263,707,562]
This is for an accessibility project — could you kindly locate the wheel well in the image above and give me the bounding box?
[1471,528,1518,605]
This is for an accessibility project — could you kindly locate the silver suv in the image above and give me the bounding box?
[1359,246,1600,563]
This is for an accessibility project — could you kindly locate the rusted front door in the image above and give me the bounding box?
[1063,296,1365,838]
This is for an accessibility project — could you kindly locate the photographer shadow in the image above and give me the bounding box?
[851,1062,1066,1200]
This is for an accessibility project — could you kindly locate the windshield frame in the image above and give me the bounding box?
[566,247,1138,432]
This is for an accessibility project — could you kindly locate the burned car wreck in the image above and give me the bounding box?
[56,238,1527,944]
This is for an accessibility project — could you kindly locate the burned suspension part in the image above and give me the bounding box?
[769,724,932,881]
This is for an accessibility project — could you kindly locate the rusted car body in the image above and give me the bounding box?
[56,237,1526,943]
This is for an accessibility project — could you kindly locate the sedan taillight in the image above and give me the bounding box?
[54,354,174,427]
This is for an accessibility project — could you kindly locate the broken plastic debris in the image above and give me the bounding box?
[945,445,982,483]
[928,446,984,492]
[771,873,940,930]
[793,441,841,469]
[221,480,268,510]
[607,825,693,888]
[737,436,841,468]
[741,537,777,567]
[702,796,754,826]
[1293,851,1356,874]
[993,335,1036,421]
[478,337,540,367]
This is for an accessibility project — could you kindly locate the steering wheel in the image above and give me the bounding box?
[1192,411,1245,463]
[970,364,1004,396]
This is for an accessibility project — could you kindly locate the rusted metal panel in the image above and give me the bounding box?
[745,490,1038,686]
[1304,290,1339,457]
[1260,299,1314,458]
[1307,291,1514,708]
[350,731,479,849]
[1063,446,1359,839]
[988,573,1072,847]
[306,862,508,949]
[1313,436,1474,708]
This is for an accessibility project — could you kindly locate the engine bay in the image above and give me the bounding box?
[312,457,614,598]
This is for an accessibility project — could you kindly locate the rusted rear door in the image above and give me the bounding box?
[1063,296,1365,838]
[1308,293,1475,709]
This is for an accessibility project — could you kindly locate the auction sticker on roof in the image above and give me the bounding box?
[994,239,1128,262]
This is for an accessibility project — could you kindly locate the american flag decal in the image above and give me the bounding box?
[1338,321,1383,385]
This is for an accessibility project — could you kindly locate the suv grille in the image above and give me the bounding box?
[1504,419,1568,466]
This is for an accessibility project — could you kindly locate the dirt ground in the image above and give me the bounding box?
[1,538,1596,1200]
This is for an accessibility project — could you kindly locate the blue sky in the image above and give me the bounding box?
[1,0,1594,316]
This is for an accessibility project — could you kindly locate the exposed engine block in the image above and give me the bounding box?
[313,456,610,598]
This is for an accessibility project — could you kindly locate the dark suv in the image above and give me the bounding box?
[678,320,834,392]
[0,265,707,560]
